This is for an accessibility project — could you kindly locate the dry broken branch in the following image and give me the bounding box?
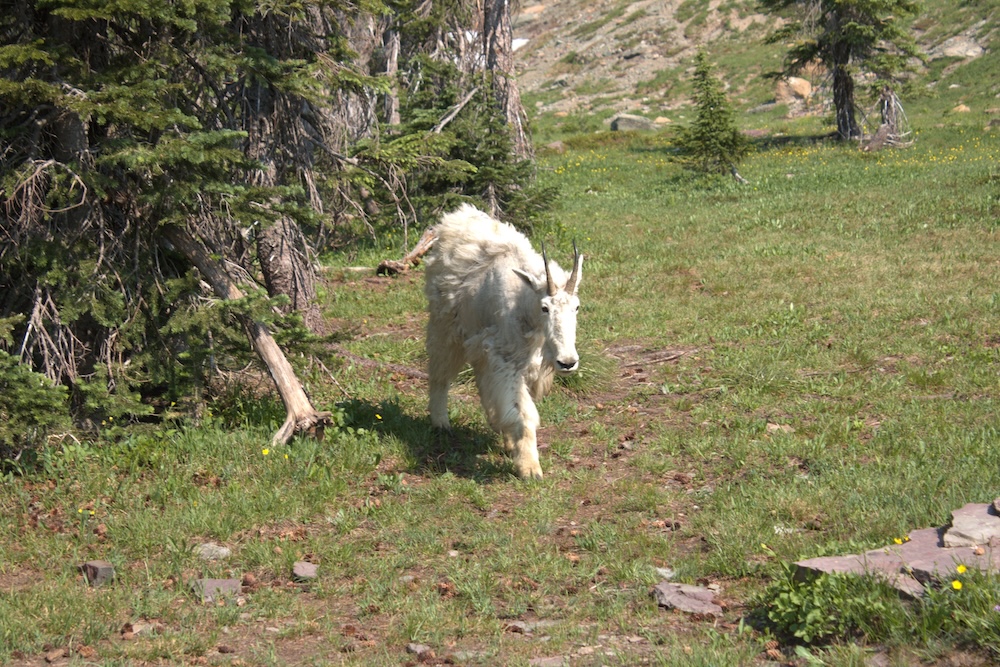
[377,226,438,275]
[159,225,332,445]
[432,87,479,133]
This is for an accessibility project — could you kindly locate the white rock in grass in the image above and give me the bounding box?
[292,561,318,581]
[195,542,231,560]
[406,643,434,659]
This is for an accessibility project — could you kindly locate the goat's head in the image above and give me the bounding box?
[515,242,584,375]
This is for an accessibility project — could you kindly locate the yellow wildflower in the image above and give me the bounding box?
[957,564,967,574]
[952,580,963,591]
[262,448,270,456]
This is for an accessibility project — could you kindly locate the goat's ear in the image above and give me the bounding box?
[513,268,541,291]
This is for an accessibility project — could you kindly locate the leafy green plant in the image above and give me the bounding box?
[754,564,901,644]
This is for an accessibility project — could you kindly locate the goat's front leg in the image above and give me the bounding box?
[499,384,543,480]
[475,354,544,480]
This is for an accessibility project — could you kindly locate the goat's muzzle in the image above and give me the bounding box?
[556,358,579,374]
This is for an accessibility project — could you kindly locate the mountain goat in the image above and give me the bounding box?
[424,204,583,479]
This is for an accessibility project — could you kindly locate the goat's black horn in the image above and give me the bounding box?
[542,241,556,296]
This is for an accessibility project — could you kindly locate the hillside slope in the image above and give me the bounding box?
[513,0,999,125]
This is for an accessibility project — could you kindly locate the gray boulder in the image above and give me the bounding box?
[610,114,656,131]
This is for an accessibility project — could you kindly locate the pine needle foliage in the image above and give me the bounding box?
[394,57,555,229]
[0,0,384,435]
[673,51,750,176]
[0,0,549,448]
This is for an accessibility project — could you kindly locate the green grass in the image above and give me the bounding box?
[5,39,1000,667]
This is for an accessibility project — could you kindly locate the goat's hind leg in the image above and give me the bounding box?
[427,320,464,430]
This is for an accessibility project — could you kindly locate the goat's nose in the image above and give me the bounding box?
[557,358,579,372]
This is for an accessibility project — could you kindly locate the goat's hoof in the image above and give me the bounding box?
[515,462,544,480]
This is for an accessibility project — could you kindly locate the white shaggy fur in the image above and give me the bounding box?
[424,204,583,479]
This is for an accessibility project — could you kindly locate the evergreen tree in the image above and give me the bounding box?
[0,0,540,448]
[759,0,922,140]
[0,0,381,442]
[354,1,553,232]
[674,52,750,177]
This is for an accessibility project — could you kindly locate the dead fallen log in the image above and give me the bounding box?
[159,225,332,445]
[377,227,437,276]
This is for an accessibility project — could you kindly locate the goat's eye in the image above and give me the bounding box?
[541,305,550,314]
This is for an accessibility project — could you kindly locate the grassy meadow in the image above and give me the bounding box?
[3,106,1000,664]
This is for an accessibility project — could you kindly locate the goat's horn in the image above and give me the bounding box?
[566,240,582,295]
[541,241,555,296]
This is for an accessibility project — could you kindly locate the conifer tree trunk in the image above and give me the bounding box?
[256,216,323,332]
[832,45,861,140]
[383,26,402,127]
[160,225,331,445]
[483,0,532,160]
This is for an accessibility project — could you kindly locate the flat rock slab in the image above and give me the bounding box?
[292,561,318,581]
[651,581,723,616]
[191,578,242,603]
[81,560,115,586]
[796,521,1000,597]
[943,503,1000,547]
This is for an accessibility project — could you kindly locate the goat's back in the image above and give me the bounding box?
[428,205,539,281]
[427,205,539,302]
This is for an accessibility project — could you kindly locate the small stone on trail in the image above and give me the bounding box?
[121,620,163,638]
[195,542,231,560]
[651,581,723,616]
[81,560,115,586]
[528,657,568,667]
[44,647,67,663]
[191,578,242,603]
[292,561,318,581]
[505,620,529,634]
[406,642,434,660]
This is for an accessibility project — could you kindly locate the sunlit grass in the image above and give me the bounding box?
[4,105,1000,666]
